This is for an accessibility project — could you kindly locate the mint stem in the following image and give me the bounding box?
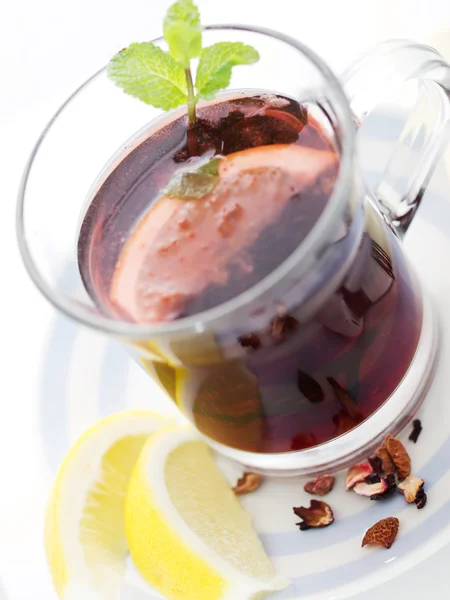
[184,65,197,156]
[185,66,197,125]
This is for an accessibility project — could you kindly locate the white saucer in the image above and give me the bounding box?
[17,111,450,599]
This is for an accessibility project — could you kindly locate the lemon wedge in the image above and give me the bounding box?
[45,410,171,599]
[125,425,288,599]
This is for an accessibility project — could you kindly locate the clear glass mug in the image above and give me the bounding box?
[17,28,450,475]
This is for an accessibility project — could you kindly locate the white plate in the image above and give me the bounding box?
[6,111,450,600]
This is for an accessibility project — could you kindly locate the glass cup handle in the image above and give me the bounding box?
[341,39,450,236]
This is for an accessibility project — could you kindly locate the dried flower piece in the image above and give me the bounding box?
[304,475,335,496]
[365,473,381,484]
[327,378,361,419]
[375,445,396,475]
[370,474,397,501]
[415,488,427,509]
[385,434,411,479]
[290,432,317,451]
[345,462,373,490]
[354,479,388,497]
[398,476,424,504]
[293,499,335,530]
[333,410,363,435]
[368,456,383,475]
[271,315,299,340]
[233,472,262,495]
[238,333,261,350]
[362,517,399,549]
[409,419,423,444]
[398,475,427,509]
[297,371,325,403]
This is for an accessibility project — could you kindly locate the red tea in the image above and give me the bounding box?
[78,93,423,453]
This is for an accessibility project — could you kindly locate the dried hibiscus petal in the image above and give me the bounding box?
[233,472,262,495]
[297,371,325,404]
[293,499,334,530]
[409,419,423,444]
[333,410,363,436]
[362,517,399,549]
[327,377,361,419]
[368,456,383,475]
[290,431,317,451]
[415,488,427,509]
[304,475,335,496]
[345,462,373,490]
[370,474,397,501]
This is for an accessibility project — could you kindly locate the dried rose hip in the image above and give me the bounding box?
[362,517,399,549]
[385,434,411,479]
[304,475,335,496]
[409,419,423,444]
[375,434,411,478]
[233,472,262,495]
[237,332,261,350]
[375,445,396,475]
[345,462,373,490]
[293,500,334,530]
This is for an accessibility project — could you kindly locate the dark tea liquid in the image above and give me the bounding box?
[78,93,423,453]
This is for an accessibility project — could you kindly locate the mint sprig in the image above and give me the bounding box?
[163,0,202,67]
[107,0,259,126]
[196,42,260,100]
[107,43,187,110]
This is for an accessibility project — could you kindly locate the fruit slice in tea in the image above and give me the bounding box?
[110,143,337,323]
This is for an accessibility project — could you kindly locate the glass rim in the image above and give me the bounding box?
[16,24,356,340]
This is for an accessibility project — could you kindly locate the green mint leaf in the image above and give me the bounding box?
[195,42,260,100]
[164,0,202,67]
[164,157,222,200]
[107,42,187,110]
[196,156,221,176]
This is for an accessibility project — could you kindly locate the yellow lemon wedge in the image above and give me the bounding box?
[45,410,172,599]
[125,425,288,599]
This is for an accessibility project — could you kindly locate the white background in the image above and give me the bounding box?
[2,0,450,599]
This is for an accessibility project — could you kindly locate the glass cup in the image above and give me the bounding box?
[17,28,450,475]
